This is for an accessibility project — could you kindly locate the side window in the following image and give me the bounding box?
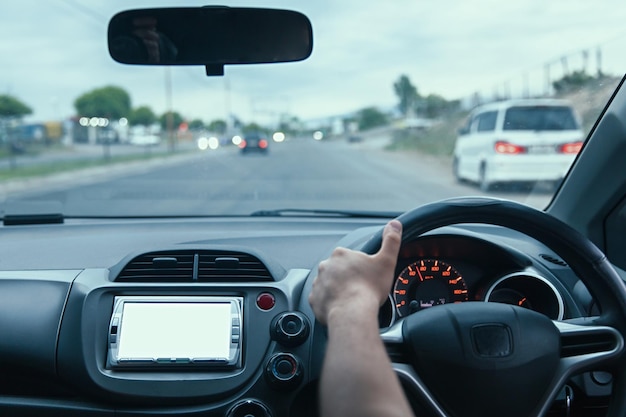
[477,111,497,132]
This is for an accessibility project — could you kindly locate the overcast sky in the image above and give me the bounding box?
[2,0,626,125]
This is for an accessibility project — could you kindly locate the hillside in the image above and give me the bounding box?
[561,76,622,132]
[387,75,623,158]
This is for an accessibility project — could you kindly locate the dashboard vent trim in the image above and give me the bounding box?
[116,250,272,282]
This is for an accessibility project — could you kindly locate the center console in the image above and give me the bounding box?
[56,267,314,416]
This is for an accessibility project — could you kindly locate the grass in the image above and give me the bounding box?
[385,111,469,157]
[0,142,67,159]
[0,151,180,182]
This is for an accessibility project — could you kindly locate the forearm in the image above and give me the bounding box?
[320,306,414,417]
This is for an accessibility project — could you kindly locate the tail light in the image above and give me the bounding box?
[259,139,268,149]
[238,140,247,149]
[495,141,526,154]
[558,141,583,154]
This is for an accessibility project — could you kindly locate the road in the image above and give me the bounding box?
[4,137,553,217]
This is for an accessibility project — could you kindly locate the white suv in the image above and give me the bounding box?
[453,99,584,191]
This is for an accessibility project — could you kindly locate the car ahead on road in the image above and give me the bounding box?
[239,133,269,154]
[453,99,584,191]
[3,3,626,417]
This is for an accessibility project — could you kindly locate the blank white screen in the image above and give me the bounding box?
[117,302,232,360]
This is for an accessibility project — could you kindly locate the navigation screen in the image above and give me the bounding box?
[117,302,232,361]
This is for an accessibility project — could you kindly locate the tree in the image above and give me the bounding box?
[0,95,32,151]
[188,119,205,130]
[207,119,227,134]
[552,70,595,94]
[128,105,157,126]
[420,94,451,118]
[159,111,184,130]
[277,114,302,136]
[0,95,32,118]
[393,75,419,116]
[242,122,266,134]
[74,86,131,119]
[357,107,389,130]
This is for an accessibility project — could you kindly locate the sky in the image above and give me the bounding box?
[2,0,626,125]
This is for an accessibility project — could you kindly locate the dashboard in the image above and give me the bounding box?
[0,216,611,417]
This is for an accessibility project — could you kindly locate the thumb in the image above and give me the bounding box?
[377,220,402,260]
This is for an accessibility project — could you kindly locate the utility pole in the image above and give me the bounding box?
[561,56,569,76]
[522,73,529,98]
[223,76,233,138]
[544,63,551,97]
[165,67,174,152]
[503,81,511,100]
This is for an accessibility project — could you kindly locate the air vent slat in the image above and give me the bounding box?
[116,250,272,282]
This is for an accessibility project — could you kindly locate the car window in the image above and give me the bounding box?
[503,106,579,131]
[476,111,498,132]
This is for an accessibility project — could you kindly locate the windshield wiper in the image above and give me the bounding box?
[1,201,64,225]
[249,208,402,218]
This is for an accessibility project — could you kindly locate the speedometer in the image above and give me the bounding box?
[393,259,468,317]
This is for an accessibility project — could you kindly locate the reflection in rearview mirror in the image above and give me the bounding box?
[108,7,313,70]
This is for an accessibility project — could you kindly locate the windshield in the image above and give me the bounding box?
[0,1,623,217]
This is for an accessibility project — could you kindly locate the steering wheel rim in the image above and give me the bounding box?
[361,197,626,417]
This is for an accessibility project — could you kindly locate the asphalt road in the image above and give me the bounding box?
[5,137,553,217]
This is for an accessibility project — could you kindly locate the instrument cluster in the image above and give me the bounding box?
[378,234,566,327]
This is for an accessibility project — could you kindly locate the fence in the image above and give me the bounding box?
[461,33,626,109]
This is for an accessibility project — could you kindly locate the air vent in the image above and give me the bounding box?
[116,250,272,282]
[539,253,568,267]
[116,251,195,281]
[197,252,271,281]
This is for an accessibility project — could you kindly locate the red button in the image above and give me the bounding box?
[256,293,275,310]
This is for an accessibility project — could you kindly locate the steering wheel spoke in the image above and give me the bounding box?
[380,322,449,417]
[532,320,624,417]
[557,320,624,370]
[393,363,449,417]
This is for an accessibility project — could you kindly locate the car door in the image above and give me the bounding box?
[454,113,478,180]
[464,110,498,181]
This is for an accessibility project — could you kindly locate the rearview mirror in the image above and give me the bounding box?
[108,7,313,75]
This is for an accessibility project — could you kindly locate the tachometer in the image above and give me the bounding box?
[393,259,468,317]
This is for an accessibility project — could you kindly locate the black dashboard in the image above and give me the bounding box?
[0,216,612,416]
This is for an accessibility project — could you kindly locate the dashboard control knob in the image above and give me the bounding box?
[227,399,272,417]
[265,353,303,389]
[271,312,310,346]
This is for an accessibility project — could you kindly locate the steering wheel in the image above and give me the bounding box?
[360,197,626,417]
